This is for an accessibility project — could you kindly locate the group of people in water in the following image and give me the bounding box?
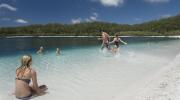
[14,31,127,99]
[99,31,127,53]
[36,46,61,55]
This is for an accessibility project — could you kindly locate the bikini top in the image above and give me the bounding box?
[16,77,31,84]
[114,38,120,44]
[16,68,32,84]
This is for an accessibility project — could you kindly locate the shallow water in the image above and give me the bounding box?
[0,37,180,100]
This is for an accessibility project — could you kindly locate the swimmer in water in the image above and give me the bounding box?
[98,31,110,50]
[36,46,44,54]
[56,48,61,55]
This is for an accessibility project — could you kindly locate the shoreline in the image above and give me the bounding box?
[1,35,180,38]
[132,54,180,100]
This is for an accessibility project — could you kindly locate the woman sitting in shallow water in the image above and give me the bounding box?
[15,55,47,99]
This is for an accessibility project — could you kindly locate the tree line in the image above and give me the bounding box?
[0,15,180,36]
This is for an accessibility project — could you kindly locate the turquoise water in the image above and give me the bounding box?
[0,37,180,100]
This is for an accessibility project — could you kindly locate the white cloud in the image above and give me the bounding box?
[0,3,17,11]
[16,19,28,24]
[93,12,98,17]
[90,16,97,21]
[71,12,99,24]
[145,0,170,3]
[134,18,142,21]
[93,0,124,7]
[71,18,82,24]
[160,14,171,18]
[90,12,98,21]
[86,12,99,22]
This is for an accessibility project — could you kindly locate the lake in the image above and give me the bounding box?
[0,36,180,100]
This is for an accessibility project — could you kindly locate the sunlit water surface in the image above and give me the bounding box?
[0,37,180,100]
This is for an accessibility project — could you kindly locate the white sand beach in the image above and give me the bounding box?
[131,54,180,100]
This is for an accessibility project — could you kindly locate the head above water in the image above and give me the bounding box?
[40,46,44,50]
[21,55,32,68]
[56,48,60,50]
[101,31,109,36]
[101,31,105,34]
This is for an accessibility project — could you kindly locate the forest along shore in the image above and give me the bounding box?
[0,15,180,36]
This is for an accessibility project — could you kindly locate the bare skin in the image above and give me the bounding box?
[15,68,32,97]
[109,34,127,53]
[110,36,127,45]
[15,65,47,98]
[111,46,119,54]
[98,32,110,50]
[102,32,109,44]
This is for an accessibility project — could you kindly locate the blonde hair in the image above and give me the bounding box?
[16,55,32,77]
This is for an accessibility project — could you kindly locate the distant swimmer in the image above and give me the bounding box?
[36,46,44,54]
[110,33,127,53]
[56,48,61,55]
[15,55,47,99]
[98,31,110,50]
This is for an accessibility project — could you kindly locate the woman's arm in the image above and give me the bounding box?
[119,38,127,44]
[31,69,42,95]
[109,38,115,44]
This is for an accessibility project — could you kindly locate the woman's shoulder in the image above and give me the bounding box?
[16,68,20,75]
[29,68,36,74]
[16,67,20,72]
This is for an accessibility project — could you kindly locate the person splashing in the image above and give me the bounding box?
[110,33,127,54]
[98,31,110,50]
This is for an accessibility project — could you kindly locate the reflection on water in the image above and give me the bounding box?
[0,37,180,100]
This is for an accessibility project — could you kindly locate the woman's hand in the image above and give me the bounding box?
[39,85,48,92]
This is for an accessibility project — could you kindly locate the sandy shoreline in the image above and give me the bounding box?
[132,54,180,100]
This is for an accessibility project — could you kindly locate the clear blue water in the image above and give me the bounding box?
[0,37,180,100]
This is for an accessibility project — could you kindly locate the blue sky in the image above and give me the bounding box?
[0,0,180,26]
